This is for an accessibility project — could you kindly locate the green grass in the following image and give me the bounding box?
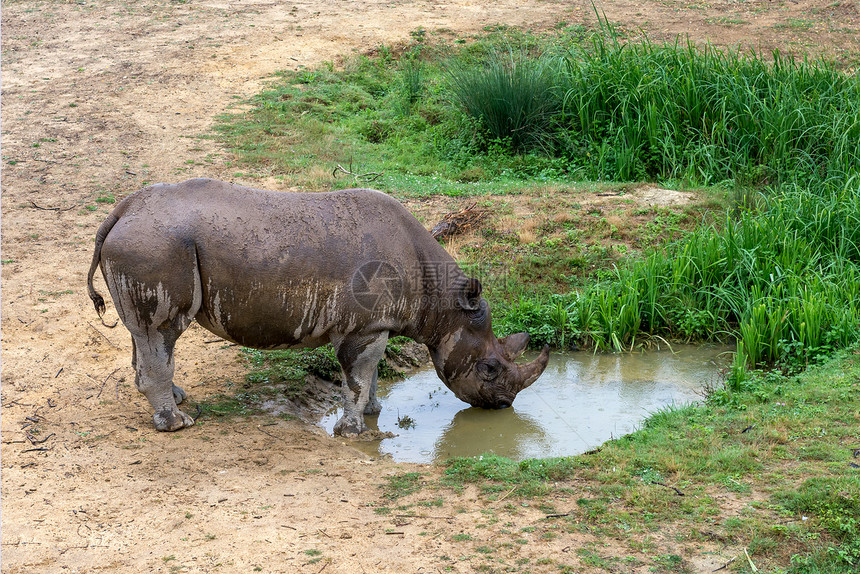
[194,338,412,422]
[240,337,408,392]
[493,182,860,367]
[195,390,264,420]
[241,345,341,391]
[217,20,859,192]
[381,472,425,500]
[444,455,583,497]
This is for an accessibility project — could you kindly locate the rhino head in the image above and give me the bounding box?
[427,278,550,409]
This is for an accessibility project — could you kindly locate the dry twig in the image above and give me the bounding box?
[257,424,285,441]
[97,368,120,399]
[29,200,77,212]
[496,486,517,503]
[712,557,737,572]
[87,322,119,346]
[332,163,383,182]
[743,548,758,572]
[651,481,685,496]
[430,202,487,241]
[27,432,55,445]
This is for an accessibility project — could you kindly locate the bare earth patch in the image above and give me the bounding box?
[2,1,857,572]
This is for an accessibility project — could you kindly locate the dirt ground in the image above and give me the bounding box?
[2,1,858,572]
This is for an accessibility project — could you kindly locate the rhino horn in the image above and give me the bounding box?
[513,345,550,393]
[498,332,530,361]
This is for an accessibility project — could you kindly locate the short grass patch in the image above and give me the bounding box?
[195,337,412,423]
[380,472,425,501]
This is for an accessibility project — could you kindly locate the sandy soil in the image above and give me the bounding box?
[2,1,857,572]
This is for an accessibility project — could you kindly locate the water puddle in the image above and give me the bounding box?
[321,344,731,463]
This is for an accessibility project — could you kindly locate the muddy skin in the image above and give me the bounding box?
[87,178,550,435]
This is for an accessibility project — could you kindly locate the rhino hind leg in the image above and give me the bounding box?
[173,384,187,405]
[102,238,202,432]
[333,332,388,436]
[129,333,187,409]
[131,333,195,431]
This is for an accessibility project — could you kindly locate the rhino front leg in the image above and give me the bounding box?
[332,332,388,436]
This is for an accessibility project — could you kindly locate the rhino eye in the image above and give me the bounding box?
[476,358,501,381]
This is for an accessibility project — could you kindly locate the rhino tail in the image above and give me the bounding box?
[87,212,120,320]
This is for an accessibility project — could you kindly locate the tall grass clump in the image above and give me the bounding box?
[396,55,426,113]
[446,49,563,153]
[558,30,860,186]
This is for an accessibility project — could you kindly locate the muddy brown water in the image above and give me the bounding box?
[322,344,732,462]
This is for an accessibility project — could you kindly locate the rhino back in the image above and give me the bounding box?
[104,179,453,348]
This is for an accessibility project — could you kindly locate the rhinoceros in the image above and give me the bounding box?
[86,178,549,435]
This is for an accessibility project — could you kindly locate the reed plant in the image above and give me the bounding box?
[397,55,425,112]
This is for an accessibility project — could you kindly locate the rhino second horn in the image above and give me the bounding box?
[513,345,550,393]
[498,332,530,361]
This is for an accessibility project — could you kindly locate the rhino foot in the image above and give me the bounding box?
[172,384,187,405]
[333,416,367,437]
[153,408,195,432]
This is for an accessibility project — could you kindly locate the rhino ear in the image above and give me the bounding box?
[457,278,483,311]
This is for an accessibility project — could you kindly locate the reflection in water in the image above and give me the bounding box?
[321,344,730,463]
[434,407,553,461]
